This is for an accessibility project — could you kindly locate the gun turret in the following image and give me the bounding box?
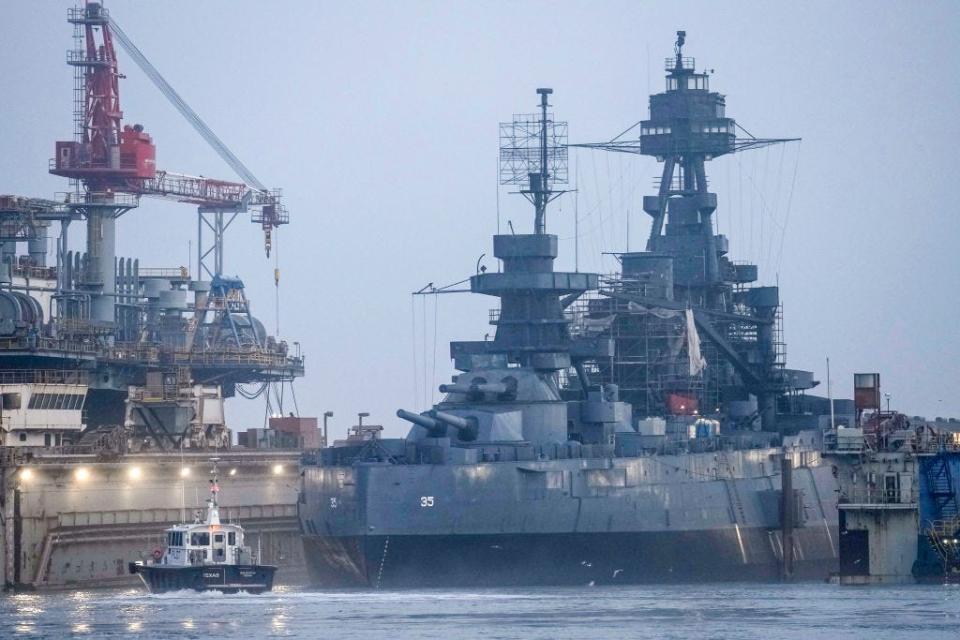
[397,409,479,442]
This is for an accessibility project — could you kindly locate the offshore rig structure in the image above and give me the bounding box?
[569,31,814,433]
[0,1,303,452]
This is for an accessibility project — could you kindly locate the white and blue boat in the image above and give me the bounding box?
[129,459,276,593]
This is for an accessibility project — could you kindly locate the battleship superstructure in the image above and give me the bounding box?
[569,30,815,433]
[299,36,841,587]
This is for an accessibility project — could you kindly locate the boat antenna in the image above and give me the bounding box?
[206,457,222,525]
[209,457,220,508]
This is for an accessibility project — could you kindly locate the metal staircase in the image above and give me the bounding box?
[922,453,960,579]
[923,453,958,522]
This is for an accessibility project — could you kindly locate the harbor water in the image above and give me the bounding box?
[1,583,958,639]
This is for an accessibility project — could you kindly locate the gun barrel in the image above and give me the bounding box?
[438,383,471,394]
[475,382,508,394]
[432,410,472,431]
[438,382,509,395]
[396,409,441,430]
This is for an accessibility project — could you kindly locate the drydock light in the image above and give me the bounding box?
[273,464,284,475]
[19,468,33,481]
[128,466,142,480]
[74,467,89,482]
[180,467,190,478]
[229,468,238,476]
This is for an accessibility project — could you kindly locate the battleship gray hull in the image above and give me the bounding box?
[299,448,839,587]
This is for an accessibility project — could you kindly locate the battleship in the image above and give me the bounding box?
[298,33,843,587]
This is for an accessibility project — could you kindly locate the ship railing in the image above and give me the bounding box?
[0,335,101,355]
[56,503,297,529]
[11,264,58,280]
[107,344,161,363]
[0,444,104,462]
[127,387,194,403]
[170,348,304,370]
[49,189,141,209]
[837,487,918,506]
[823,425,960,455]
[926,516,960,538]
[665,56,695,71]
[138,267,190,280]
[0,369,85,385]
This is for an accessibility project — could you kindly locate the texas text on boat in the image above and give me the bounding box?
[298,32,846,587]
[129,459,276,593]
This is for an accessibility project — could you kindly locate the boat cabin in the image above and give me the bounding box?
[154,461,255,567]
[160,520,249,567]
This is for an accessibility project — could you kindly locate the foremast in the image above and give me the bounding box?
[451,89,606,375]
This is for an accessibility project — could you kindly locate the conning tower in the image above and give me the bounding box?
[572,32,812,432]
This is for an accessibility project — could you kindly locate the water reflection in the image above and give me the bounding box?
[1,584,958,639]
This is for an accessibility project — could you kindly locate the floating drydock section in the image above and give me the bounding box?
[1,450,302,589]
[0,2,310,591]
[824,373,960,584]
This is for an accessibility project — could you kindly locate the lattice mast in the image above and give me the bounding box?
[452,89,597,374]
[499,88,568,234]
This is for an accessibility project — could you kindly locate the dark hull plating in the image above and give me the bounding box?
[128,563,277,593]
[302,528,839,588]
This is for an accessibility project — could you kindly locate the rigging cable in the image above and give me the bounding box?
[421,293,427,409]
[775,142,802,275]
[410,294,419,409]
[431,293,438,406]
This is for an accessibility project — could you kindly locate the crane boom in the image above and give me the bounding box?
[140,171,263,208]
[107,15,267,192]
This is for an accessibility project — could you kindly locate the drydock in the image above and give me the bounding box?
[1,450,302,589]
[299,34,845,587]
[0,2,309,590]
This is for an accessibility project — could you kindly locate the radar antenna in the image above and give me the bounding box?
[499,88,569,234]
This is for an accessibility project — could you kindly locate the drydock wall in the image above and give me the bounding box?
[1,451,304,590]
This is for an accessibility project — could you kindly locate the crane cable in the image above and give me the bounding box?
[107,15,266,191]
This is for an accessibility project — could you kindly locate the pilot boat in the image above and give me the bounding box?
[129,458,276,593]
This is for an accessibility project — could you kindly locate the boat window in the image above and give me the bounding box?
[2,392,21,410]
[228,532,236,546]
[214,534,224,543]
[190,532,210,546]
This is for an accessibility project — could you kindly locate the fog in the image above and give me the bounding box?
[2,1,957,438]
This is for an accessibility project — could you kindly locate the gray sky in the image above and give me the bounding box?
[2,1,958,438]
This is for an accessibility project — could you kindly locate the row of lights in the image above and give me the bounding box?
[18,464,285,482]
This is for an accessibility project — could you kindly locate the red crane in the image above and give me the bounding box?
[51,2,155,189]
[50,1,286,270]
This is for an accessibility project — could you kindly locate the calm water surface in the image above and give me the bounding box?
[1,583,958,639]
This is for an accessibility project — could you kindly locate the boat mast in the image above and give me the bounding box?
[206,457,221,525]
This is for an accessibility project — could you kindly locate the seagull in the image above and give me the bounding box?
[587,581,595,587]
[580,561,592,567]
[612,569,623,578]
[490,544,503,550]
